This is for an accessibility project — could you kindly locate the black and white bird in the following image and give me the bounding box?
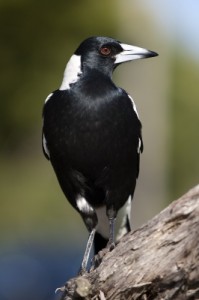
[42,36,157,273]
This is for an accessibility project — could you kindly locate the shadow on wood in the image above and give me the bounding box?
[59,185,199,300]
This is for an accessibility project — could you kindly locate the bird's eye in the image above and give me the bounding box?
[100,47,111,56]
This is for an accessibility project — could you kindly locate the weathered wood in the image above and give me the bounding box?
[59,185,199,300]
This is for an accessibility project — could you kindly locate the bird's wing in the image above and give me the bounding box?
[42,93,54,160]
[126,93,143,178]
[42,130,50,160]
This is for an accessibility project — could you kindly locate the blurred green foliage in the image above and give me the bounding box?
[170,54,199,198]
[0,0,117,244]
[0,0,117,151]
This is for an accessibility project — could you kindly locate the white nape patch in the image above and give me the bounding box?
[76,196,94,214]
[95,197,132,240]
[42,133,50,158]
[128,95,139,119]
[59,55,82,90]
[44,93,53,104]
[115,43,149,64]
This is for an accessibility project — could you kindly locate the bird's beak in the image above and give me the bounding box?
[114,43,158,64]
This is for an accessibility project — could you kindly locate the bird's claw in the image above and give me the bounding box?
[107,242,115,251]
[55,286,66,294]
[78,267,87,276]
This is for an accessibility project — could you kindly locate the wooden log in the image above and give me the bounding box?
[59,185,199,300]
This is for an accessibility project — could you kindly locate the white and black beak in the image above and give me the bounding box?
[115,43,158,65]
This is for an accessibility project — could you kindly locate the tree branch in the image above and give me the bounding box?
[59,185,199,300]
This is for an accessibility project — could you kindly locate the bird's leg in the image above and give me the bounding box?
[76,196,98,274]
[79,228,96,275]
[107,207,116,250]
[108,217,116,250]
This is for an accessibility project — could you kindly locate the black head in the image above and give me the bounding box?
[74,36,158,76]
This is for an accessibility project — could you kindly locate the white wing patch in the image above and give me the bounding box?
[59,54,82,90]
[44,93,53,104]
[42,133,50,159]
[138,137,142,154]
[127,95,142,153]
[128,94,139,119]
[76,196,94,214]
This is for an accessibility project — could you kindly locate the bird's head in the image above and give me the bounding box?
[75,36,158,75]
[59,36,158,90]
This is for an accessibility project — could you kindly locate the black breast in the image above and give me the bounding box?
[43,79,141,209]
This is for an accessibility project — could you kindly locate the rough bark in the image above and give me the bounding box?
[58,185,199,300]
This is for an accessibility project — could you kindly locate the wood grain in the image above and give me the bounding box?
[60,185,199,300]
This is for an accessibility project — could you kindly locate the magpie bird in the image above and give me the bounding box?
[42,36,157,273]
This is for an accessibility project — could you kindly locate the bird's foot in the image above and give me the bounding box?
[107,241,115,251]
[92,245,113,270]
[78,266,87,276]
[92,249,106,269]
[55,285,66,294]
[55,276,92,299]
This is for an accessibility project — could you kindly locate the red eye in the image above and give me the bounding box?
[100,47,111,56]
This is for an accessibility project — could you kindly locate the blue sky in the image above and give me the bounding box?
[143,0,199,59]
